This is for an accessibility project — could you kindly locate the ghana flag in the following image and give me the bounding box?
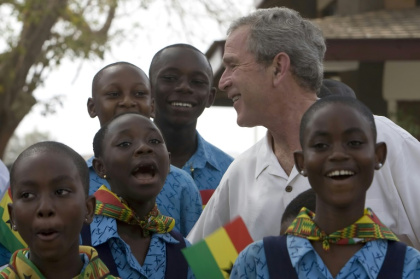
[0,187,26,252]
[182,216,253,278]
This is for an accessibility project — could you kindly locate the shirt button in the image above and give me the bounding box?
[285,185,293,192]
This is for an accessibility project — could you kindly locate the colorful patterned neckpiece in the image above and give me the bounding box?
[285,207,399,251]
[94,185,175,237]
[1,246,114,278]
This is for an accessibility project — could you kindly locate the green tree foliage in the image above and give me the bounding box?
[0,0,245,159]
[0,0,118,158]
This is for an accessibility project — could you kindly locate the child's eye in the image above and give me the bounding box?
[149,139,162,145]
[134,91,147,97]
[106,92,119,97]
[192,79,207,85]
[56,189,71,196]
[313,143,328,149]
[161,75,177,82]
[20,192,34,199]
[117,142,131,148]
[348,140,363,147]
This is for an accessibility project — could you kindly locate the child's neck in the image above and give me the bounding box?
[122,197,156,220]
[313,204,365,234]
[30,246,83,278]
[117,220,152,265]
[154,118,198,168]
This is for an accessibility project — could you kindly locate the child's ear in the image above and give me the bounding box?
[7,203,16,231]
[150,98,155,119]
[294,150,307,176]
[84,195,96,224]
[374,142,387,170]
[87,98,97,118]
[206,87,217,108]
[92,158,107,179]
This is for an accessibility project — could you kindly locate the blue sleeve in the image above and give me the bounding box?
[230,241,268,279]
[403,246,420,278]
[157,166,202,237]
[178,170,202,236]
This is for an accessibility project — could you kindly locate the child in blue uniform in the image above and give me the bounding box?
[87,61,202,236]
[231,96,420,279]
[2,141,116,278]
[84,113,194,278]
[149,44,234,206]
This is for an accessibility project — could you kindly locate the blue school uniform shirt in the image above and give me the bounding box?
[89,215,195,279]
[230,236,420,279]
[87,157,202,236]
[182,132,233,191]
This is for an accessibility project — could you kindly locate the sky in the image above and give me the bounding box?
[9,1,267,159]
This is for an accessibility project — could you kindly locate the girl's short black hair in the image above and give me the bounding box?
[300,95,376,147]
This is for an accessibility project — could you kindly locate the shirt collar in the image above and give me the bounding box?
[288,236,389,277]
[86,156,94,168]
[255,132,289,179]
[90,215,181,246]
[186,131,222,171]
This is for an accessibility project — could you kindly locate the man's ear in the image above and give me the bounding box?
[206,87,217,108]
[294,150,307,176]
[87,98,97,118]
[84,195,96,224]
[374,142,387,170]
[92,158,107,179]
[272,52,291,87]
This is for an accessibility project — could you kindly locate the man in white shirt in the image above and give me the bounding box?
[187,7,420,249]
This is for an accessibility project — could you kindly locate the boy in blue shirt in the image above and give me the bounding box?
[149,44,233,206]
[87,62,202,236]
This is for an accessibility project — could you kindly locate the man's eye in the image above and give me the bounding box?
[117,142,131,147]
[56,189,70,196]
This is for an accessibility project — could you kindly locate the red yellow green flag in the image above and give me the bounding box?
[0,188,27,252]
[182,216,253,278]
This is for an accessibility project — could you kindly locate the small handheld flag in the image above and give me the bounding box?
[182,216,253,279]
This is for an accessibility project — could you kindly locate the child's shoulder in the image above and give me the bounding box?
[167,165,196,188]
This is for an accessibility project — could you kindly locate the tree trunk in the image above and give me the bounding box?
[0,0,68,159]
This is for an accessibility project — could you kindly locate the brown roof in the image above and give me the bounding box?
[312,7,420,39]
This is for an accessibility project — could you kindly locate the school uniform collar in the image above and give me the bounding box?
[185,131,222,171]
[90,215,180,247]
[86,156,94,168]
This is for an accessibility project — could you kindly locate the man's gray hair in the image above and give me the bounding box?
[228,7,326,92]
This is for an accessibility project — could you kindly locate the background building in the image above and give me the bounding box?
[206,0,420,138]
